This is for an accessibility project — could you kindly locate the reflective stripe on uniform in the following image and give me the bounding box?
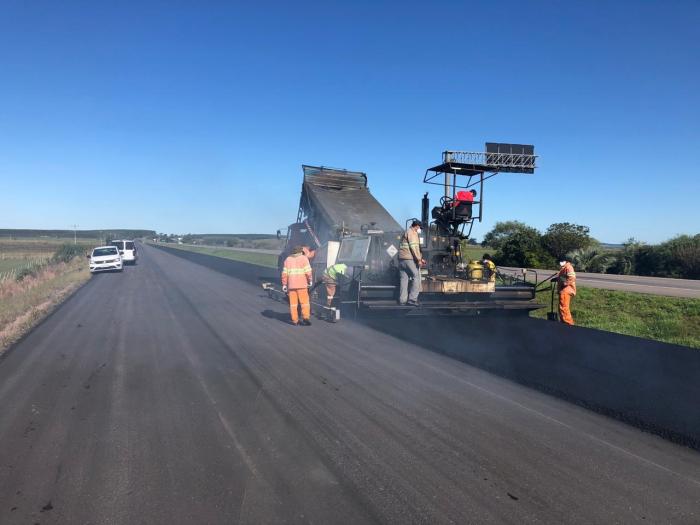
[285,266,311,275]
[399,229,421,260]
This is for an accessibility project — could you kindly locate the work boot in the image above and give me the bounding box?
[301,319,312,326]
[290,321,299,326]
[407,300,420,307]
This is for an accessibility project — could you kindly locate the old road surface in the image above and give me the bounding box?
[1,244,699,524]
[499,266,700,299]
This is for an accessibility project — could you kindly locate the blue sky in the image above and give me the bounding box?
[1,0,698,243]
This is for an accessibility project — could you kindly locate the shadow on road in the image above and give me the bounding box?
[261,309,292,323]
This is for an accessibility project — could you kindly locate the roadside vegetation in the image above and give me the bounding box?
[0,239,93,352]
[481,221,700,279]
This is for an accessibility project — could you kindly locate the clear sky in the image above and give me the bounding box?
[1,0,698,243]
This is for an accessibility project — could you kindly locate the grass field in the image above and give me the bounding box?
[461,245,492,262]
[532,286,700,349]
[154,243,279,268]
[0,239,92,352]
[0,237,97,255]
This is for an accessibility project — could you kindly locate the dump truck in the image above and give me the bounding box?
[265,144,544,321]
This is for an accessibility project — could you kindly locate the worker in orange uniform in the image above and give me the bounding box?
[556,257,577,325]
[282,245,313,326]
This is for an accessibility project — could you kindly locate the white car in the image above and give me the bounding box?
[89,246,123,273]
[110,239,137,265]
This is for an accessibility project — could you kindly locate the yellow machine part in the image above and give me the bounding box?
[466,260,484,281]
[421,276,495,294]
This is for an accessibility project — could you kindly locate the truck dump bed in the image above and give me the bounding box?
[300,166,403,236]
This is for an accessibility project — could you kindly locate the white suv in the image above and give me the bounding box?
[89,246,123,273]
[110,240,137,265]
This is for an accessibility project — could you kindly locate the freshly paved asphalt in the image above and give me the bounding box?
[0,244,699,524]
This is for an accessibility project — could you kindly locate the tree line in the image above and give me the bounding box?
[481,221,700,279]
[0,229,156,240]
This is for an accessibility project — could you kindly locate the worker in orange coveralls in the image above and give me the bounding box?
[282,245,313,326]
[555,257,577,325]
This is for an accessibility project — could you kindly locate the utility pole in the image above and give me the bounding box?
[71,224,78,245]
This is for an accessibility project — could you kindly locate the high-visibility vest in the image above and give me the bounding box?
[282,253,312,289]
[324,263,347,282]
[557,262,577,295]
[399,228,421,260]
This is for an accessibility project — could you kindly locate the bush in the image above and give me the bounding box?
[542,222,593,259]
[482,221,537,251]
[606,235,699,279]
[662,234,700,279]
[634,244,669,276]
[567,247,614,273]
[497,230,554,268]
[482,221,554,268]
[15,267,37,282]
[51,244,85,264]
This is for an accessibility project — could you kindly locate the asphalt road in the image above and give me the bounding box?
[1,244,699,524]
[500,266,700,298]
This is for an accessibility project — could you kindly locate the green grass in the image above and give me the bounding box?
[461,245,491,262]
[155,243,279,268]
[531,286,700,349]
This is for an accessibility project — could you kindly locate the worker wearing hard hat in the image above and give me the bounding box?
[321,263,348,307]
[398,220,425,306]
[482,253,496,283]
[282,245,313,326]
[556,257,577,325]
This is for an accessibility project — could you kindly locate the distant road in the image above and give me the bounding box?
[500,267,700,299]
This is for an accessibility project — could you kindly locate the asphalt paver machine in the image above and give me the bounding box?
[264,145,543,321]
